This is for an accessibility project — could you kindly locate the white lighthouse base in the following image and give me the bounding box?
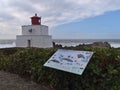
[16,35,53,48]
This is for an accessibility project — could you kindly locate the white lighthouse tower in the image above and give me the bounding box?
[16,14,53,48]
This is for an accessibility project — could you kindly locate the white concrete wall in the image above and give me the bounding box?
[16,35,53,48]
[22,25,48,35]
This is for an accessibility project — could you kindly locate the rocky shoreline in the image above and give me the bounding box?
[53,41,111,48]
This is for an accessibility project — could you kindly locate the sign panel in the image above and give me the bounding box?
[44,49,93,75]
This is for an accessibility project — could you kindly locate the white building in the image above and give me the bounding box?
[16,14,53,48]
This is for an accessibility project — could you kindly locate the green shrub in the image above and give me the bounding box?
[0,47,120,90]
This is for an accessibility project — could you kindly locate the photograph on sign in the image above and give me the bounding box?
[44,49,93,75]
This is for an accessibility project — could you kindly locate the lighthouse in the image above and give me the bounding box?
[16,14,53,48]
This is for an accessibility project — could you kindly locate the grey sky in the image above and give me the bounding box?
[0,0,120,39]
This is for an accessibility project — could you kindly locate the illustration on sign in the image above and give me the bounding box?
[44,49,94,75]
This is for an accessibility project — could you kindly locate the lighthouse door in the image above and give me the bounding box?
[27,40,31,47]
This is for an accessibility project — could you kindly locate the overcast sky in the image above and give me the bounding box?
[0,0,120,39]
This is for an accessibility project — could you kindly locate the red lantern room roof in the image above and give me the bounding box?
[31,13,41,25]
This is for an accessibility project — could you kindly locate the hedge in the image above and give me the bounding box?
[0,47,120,90]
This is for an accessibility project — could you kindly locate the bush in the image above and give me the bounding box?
[0,47,120,90]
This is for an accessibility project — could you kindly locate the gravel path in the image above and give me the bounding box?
[0,71,53,90]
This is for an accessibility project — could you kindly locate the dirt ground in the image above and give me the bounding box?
[0,71,53,90]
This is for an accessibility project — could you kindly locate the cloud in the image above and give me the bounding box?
[0,0,120,38]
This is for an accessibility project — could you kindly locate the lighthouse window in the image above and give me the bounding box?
[29,29,32,33]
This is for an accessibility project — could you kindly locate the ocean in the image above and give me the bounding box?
[0,39,120,48]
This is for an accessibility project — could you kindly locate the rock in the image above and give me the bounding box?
[53,42,62,48]
[91,42,111,48]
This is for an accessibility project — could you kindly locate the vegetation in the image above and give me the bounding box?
[0,47,120,90]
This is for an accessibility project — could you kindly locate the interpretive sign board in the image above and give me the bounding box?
[44,49,93,75]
